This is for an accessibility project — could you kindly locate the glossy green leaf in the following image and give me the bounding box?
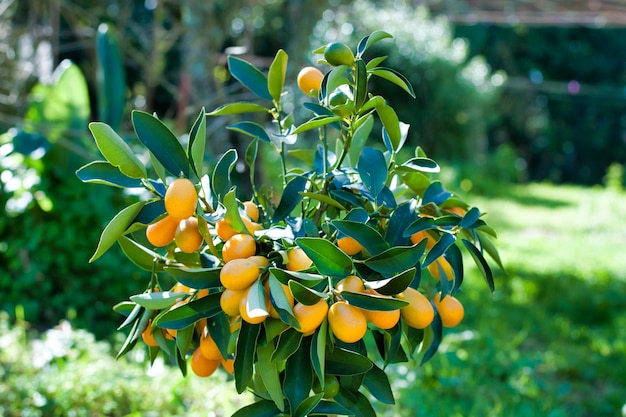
[325,347,372,375]
[478,230,505,270]
[289,280,328,306]
[207,101,269,116]
[89,123,146,179]
[188,107,206,179]
[362,240,427,278]
[234,321,261,393]
[212,149,237,200]
[369,67,415,98]
[113,301,137,317]
[292,115,343,135]
[90,200,147,262]
[273,176,308,222]
[375,103,401,152]
[227,121,271,143]
[131,111,189,177]
[334,388,376,417]
[284,337,313,413]
[357,147,387,199]
[269,268,325,287]
[95,24,125,130]
[130,291,188,310]
[396,157,440,174]
[272,327,303,362]
[349,114,374,166]
[299,192,346,211]
[228,56,272,100]
[332,220,389,256]
[366,55,388,70]
[296,237,353,278]
[401,171,431,197]
[420,311,443,364]
[268,275,299,329]
[257,344,285,411]
[463,238,496,293]
[245,138,259,173]
[154,292,221,330]
[365,268,416,296]
[422,181,453,205]
[423,233,456,267]
[459,207,482,229]
[268,49,287,102]
[341,291,408,311]
[310,400,354,416]
[357,30,393,56]
[354,58,368,111]
[403,217,435,238]
[311,319,327,383]
[245,279,269,319]
[222,188,249,235]
[76,161,143,188]
[295,393,324,417]
[231,399,280,417]
[115,310,142,359]
[116,302,141,330]
[175,324,194,358]
[206,313,231,359]
[163,266,221,289]
[363,363,395,404]
[445,243,464,293]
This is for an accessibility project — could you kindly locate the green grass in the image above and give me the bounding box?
[2,182,625,416]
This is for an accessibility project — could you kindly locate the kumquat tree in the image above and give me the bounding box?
[77,31,503,417]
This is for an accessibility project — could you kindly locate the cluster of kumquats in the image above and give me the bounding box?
[80,31,500,417]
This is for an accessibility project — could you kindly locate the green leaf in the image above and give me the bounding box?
[163,266,222,289]
[95,24,125,131]
[311,319,327,383]
[357,147,387,199]
[422,181,453,205]
[117,236,163,272]
[222,188,249,234]
[354,59,368,111]
[366,267,416,296]
[310,400,354,416]
[396,157,440,174]
[175,324,194,359]
[357,30,393,56]
[296,237,353,278]
[369,67,415,98]
[295,393,324,417]
[284,337,313,413]
[462,239,495,293]
[423,233,456,267]
[231,399,281,417]
[289,281,329,306]
[363,363,395,404]
[420,311,443,364]
[131,111,189,177]
[300,192,346,211]
[332,220,389,256]
[188,107,206,179]
[76,161,143,188]
[207,101,269,116]
[268,275,299,329]
[129,291,188,310]
[235,321,262,393]
[116,302,141,330]
[375,103,401,152]
[292,115,343,135]
[401,171,431,197]
[269,268,326,287]
[89,122,147,179]
[325,347,373,376]
[349,115,374,167]
[268,49,288,103]
[340,291,408,311]
[90,200,147,262]
[272,327,303,362]
[154,292,222,330]
[273,176,308,222]
[212,149,237,200]
[362,240,427,278]
[459,207,482,229]
[228,56,272,100]
[477,230,505,270]
[244,279,269,320]
[257,344,285,412]
[227,121,271,143]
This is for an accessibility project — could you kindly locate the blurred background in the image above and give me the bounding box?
[1,0,625,416]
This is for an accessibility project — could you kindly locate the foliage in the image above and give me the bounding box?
[310,1,505,162]
[78,32,502,416]
[454,23,626,185]
[0,314,246,416]
[0,28,144,337]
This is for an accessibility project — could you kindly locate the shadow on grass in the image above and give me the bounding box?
[472,182,574,209]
